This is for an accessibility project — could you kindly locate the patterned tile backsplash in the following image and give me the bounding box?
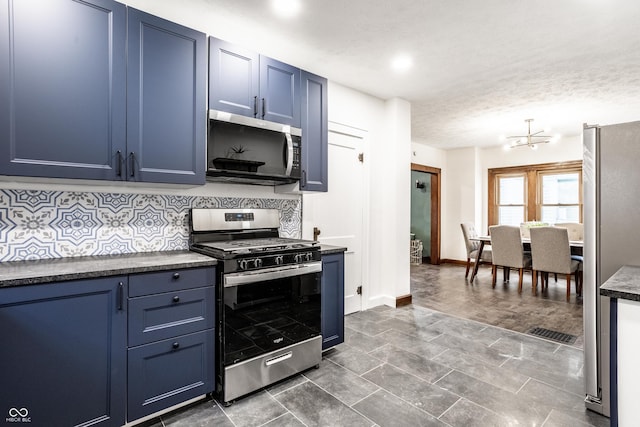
[0,189,302,262]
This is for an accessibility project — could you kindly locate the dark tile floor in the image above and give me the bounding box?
[136,263,607,427]
[411,263,585,348]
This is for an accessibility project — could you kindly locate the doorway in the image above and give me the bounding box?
[410,163,440,264]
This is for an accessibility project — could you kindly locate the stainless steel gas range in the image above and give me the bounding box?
[189,208,322,404]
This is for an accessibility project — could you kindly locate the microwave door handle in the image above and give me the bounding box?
[284,132,294,175]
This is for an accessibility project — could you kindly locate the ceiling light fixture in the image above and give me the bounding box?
[505,118,555,149]
[271,0,301,18]
[391,54,413,72]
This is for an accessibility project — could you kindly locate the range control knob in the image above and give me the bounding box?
[294,254,303,263]
[275,255,284,265]
[254,258,263,268]
[238,259,249,270]
[305,252,313,262]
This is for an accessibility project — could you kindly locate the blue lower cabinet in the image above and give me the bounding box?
[126,267,216,422]
[127,330,215,421]
[321,252,345,350]
[0,277,127,427]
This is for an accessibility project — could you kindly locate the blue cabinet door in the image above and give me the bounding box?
[321,252,345,350]
[260,56,301,127]
[0,0,126,180]
[0,277,127,427]
[127,330,215,421]
[300,70,328,191]
[209,37,259,118]
[127,8,206,184]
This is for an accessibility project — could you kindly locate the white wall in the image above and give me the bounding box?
[411,142,446,170]
[441,147,481,261]
[325,83,412,308]
[381,99,412,302]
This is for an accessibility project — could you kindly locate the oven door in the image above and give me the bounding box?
[222,262,322,366]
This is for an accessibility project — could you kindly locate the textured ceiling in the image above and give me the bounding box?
[195,0,640,149]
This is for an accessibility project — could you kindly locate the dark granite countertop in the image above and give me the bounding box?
[0,251,217,288]
[319,244,347,255]
[600,265,640,301]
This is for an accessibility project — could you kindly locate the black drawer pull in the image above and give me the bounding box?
[172,342,180,350]
[172,296,180,303]
[173,272,180,280]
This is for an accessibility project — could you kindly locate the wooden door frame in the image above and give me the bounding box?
[411,163,441,264]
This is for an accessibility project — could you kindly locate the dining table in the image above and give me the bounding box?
[469,235,584,283]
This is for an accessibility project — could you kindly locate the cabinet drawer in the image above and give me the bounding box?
[128,286,214,347]
[129,267,215,297]
[127,329,214,421]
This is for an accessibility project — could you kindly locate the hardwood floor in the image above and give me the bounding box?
[410,262,584,348]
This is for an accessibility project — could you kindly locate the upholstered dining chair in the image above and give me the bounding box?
[488,225,531,292]
[553,222,584,242]
[529,226,582,302]
[460,222,492,278]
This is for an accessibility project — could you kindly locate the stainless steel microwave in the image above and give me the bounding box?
[207,110,301,185]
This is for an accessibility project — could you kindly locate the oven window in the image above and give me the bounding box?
[223,272,321,365]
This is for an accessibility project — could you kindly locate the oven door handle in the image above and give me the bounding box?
[224,262,322,287]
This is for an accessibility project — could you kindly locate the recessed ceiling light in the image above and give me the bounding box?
[271,0,301,18]
[391,54,413,72]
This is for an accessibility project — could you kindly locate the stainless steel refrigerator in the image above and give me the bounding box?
[583,120,640,417]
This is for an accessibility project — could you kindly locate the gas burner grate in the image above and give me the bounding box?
[527,327,577,344]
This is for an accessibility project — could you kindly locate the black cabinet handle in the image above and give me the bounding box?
[172,342,180,350]
[173,272,180,280]
[261,98,266,118]
[129,152,135,177]
[253,96,258,117]
[302,170,307,187]
[117,282,124,311]
[172,296,180,303]
[116,150,122,177]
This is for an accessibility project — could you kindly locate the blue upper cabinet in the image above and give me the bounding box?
[0,0,127,180]
[209,37,301,127]
[0,1,206,184]
[260,57,301,127]
[300,70,328,191]
[127,8,206,185]
[209,37,259,118]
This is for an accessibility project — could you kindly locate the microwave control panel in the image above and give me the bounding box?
[291,136,301,177]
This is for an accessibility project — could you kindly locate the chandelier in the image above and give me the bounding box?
[506,119,554,149]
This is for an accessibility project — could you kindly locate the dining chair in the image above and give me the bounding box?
[529,226,582,302]
[460,222,492,278]
[489,225,531,292]
[553,222,584,242]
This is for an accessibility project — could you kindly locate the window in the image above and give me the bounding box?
[488,161,582,226]
[497,174,526,226]
[539,172,581,224]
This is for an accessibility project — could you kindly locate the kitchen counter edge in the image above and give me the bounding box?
[600,265,640,302]
[319,245,347,255]
[0,251,217,288]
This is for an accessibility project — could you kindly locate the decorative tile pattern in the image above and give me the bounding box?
[0,189,301,262]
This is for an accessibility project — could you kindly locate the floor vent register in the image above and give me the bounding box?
[527,327,577,345]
